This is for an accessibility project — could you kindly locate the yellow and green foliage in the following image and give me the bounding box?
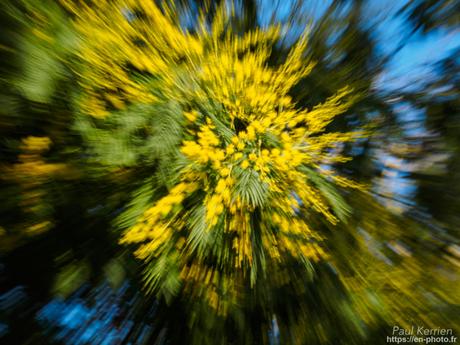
[63,0,368,307]
[1,0,459,344]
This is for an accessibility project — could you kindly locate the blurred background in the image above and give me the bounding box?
[0,0,459,344]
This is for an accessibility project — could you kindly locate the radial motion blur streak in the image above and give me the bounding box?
[0,0,459,344]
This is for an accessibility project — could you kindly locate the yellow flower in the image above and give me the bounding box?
[220,167,231,177]
[226,144,235,155]
[271,148,281,156]
[246,127,256,140]
[238,132,247,140]
[184,110,198,122]
[233,152,243,160]
[241,160,250,169]
[22,136,52,152]
[206,194,224,226]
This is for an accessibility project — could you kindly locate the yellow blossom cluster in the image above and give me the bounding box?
[1,137,72,239]
[120,182,198,259]
[66,0,366,302]
[180,260,238,316]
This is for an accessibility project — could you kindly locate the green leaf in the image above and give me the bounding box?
[234,168,270,208]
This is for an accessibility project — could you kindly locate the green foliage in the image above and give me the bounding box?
[75,101,184,167]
